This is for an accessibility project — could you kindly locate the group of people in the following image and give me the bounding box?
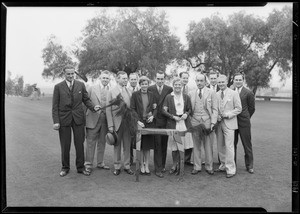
[52,65,255,179]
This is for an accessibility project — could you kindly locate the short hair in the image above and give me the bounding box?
[139,76,150,85]
[233,72,245,80]
[195,72,207,81]
[63,65,75,72]
[129,72,139,79]
[179,71,189,78]
[172,77,182,86]
[116,71,127,78]
[155,71,165,77]
[208,70,218,77]
[218,74,228,81]
[101,70,110,75]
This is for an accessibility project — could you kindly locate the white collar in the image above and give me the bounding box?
[236,86,243,93]
[65,80,74,87]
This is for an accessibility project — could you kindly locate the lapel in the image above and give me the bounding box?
[203,87,209,101]
[158,85,167,106]
[169,93,175,112]
[239,87,246,99]
[63,81,71,95]
[191,90,197,112]
[222,88,231,107]
[95,84,102,104]
[136,90,143,110]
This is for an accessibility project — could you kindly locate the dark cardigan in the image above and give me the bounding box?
[162,93,192,129]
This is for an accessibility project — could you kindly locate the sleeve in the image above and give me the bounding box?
[106,90,114,129]
[162,95,174,119]
[248,90,255,118]
[52,84,60,124]
[82,83,95,112]
[185,95,192,116]
[210,91,218,124]
[228,91,242,119]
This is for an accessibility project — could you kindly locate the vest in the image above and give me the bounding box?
[191,95,210,125]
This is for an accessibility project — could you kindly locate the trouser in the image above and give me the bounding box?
[59,120,85,172]
[184,148,193,163]
[85,112,108,168]
[114,121,131,170]
[216,121,236,175]
[234,127,253,170]
[153,126,168,172]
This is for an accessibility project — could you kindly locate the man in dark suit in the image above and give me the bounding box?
[52,65,100,177]
[148,71,173,178]
[233,72,255,174]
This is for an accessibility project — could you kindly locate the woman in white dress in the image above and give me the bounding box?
[162,78,193,175]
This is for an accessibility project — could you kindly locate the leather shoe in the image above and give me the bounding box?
[161,168,166,173]
[185,161,193,166]
[169,167,178,175]
[85,168,92,173]
[77,170,91,176]
[145,170,151,176]
[226,173,235,178]
[247,168,254,174]
[191,169,201,175]
[215,168,226,172]
[97,165,110,170]
[155,172,164,178]
[59,170,69,177]
[205,169,214,175]
[124,168,134,175]
[113,169,121,176]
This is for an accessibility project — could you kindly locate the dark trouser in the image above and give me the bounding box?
[59,120,85,172]
[234,127,253,170]
[130,144,134,165]
[154,130,168,172]
[184,148,193,163]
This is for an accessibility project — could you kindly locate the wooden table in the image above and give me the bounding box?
[135,128,186,182]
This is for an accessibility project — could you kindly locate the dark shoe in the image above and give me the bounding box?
[86,168,93,173]
[215,168,226,172]
[201,162,205,165]
[77,170,91,176]
[191,169,201,175]
[205,169,214,175]
[59,170,69,177]
[169,167,178,175]
[155,172,164,178]
[175,169,180,176]
[124,168,134,175]
[226,173,235,178]
[185,161,193,166]
[145,170,151,176]
[97,165,110,170]
[247,168,254,174]
[161,168,166,173]
[113,169,121,176]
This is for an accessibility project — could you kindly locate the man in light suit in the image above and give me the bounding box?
[180,71,194,166]
[84,70,111,174]
[127,72,140,166]
[233,72,255,174]
[52,65,100,177]
[189,73,218,175]
[148,71,173,178]
[215,74,242,178]
[106,71,134,176]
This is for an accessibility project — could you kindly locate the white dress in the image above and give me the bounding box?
[169,93,194,151]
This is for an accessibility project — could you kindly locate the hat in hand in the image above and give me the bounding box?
[106,131,118,146]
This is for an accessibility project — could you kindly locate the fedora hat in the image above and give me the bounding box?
[106,131,118,146]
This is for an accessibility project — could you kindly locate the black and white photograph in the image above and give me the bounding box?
[2,2,295,212]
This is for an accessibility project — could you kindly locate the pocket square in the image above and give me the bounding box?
[79,91,82,93]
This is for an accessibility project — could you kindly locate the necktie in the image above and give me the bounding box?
[199,89,202,99]
[69,82,73,91]
[158,87,162,95]
[221,90,224,99]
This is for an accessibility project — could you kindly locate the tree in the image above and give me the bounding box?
[184,6,292,94]
[5,71,15,95]
[23,84,33,97]
[77,8,181,80]
[41,34,75,80]
[13,75,24,96]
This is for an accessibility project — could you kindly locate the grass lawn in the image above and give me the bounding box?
[4,96,292,211]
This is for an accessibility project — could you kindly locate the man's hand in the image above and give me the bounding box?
[221,113,229,119]
[210,123,215,131]
[53,123,60,130]
[108,127,114,133]
[181,113,188,120]
[173,116,181,121]
[147,116,154,123]
[137,121,145,128]
[94,105,101,112]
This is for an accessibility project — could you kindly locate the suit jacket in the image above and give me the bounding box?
[162,93,192,129]
[85,84,109,129]
[52,80,95,126]
[148,84,173,127]
[130,90,157,121]
[106,85,132,131]
[237,87,255,128]
[216,88,242,130]
[189,86,218,125]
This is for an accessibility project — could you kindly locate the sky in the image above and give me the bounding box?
[5,3,293,92]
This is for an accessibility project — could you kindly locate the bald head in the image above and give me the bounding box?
[195,73,206,89]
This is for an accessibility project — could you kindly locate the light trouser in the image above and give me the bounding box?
[216,120,236,175]
[85,113,107,169]
[192,119,213,171]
